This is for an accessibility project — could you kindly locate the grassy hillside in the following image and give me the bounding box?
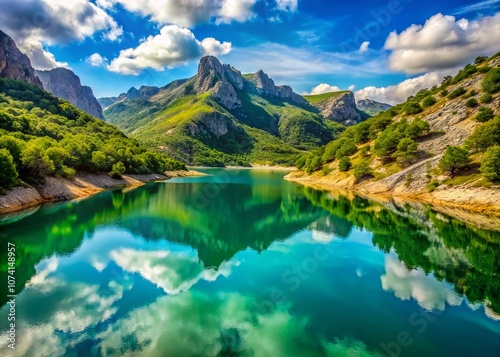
[297,53,500,189]
[104,77,343,167]
[0,78,184,192]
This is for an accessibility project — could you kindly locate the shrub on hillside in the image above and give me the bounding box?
[480,93,493,104]
[475,56,488,64]
[353,160,373,180]
[465,98,479,108]
[339,157,352,172]
[466,117,500,152]
[392,138,419,167]
[439,146,471,176]
[480,146,500,181]
[482,68,500,93]
[448,87,467,99]
[422,96,437,108]
[404,102,423,115]
[475,106,494,122]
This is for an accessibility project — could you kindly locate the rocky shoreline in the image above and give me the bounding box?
[0,170,202,215]
[285,170,500,224]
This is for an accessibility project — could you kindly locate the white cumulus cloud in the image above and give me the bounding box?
[0,0,122,69]
[307,83,357,95]
[354,70,453,105]
[86,53,108,67]
[100,0,257,27]
[107,25,232,75]
[385,12,500,74]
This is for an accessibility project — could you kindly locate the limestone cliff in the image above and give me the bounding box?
[36,68,104,119]
[247,70,308,106]
[306,91,361,125]
[0,30,43,89]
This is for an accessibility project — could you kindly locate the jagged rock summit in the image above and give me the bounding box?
[0,30,43,89]
[247,70,308,106]
[194,56,307,109]
[305,91,362,126]
[36,68,104,120]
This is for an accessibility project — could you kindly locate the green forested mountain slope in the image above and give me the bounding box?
[296,53,500,191]
[0,78,184,191]
[104,56,347,166]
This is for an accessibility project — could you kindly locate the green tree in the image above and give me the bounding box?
[439,146,471,176]
[21,142,55,180]
[335,139,358,159]
[393,137,419,167]
[353,160,373,180]
[339,157,352,171]
[110,161,126,179]
[0,135,25,167]
[0,149,18,189]
[466,118,500,152]
[475,56,488,64]
[480,146,500,181]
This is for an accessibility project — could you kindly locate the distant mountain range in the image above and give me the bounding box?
[98,56,390,166]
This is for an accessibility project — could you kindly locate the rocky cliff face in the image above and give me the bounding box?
[185,112,242,138]
[36,68,104,119]
[357,99,392,116]
[195,56,244,110]
[0,30,43,89]
[247,70,308,106]
[312,92,361,125]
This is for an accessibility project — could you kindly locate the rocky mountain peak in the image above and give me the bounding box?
[247,69,308,106]
[195,56,244,110]
[36,67,104,120]
[308,91,361,126]
[0,30,43,89]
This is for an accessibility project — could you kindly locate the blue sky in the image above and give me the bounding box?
[1,0,499,103]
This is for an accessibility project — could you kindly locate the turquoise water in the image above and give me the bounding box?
[0,168,499,356]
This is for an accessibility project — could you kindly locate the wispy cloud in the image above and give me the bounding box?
[454,0,500,15]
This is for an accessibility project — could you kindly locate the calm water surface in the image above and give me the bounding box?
[0,169,499,356]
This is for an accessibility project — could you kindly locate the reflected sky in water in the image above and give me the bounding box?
[0,169,499,357]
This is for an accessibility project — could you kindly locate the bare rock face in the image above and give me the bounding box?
[0,30,43,89]
[195,56,243,110]
[314,92,361,125]
[247,70,308,106]
[185,112,240,138]
[36,68,104,119]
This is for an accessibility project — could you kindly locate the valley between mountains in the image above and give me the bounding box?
[1,28,499,215]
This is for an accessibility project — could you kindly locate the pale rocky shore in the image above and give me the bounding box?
[285,170,500,228]
[0,170,204,215]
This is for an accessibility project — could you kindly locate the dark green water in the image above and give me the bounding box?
[0,169,499,357]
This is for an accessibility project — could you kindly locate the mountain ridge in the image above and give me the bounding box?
[36,68,105,120]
